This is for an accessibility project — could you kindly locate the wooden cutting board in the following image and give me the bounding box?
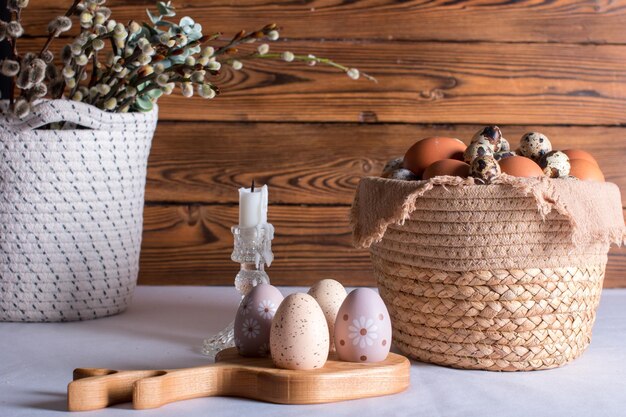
[67,348,410,411]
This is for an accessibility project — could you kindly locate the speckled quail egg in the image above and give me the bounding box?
[499,137,511,152]
[520,132,552,161]
[381,156,404,176]
[494,151,516,161]
[463,139,494,163]
[470,155,501,184]
[471,125,502,152]
[382,168,419,181]
[539,150,570,178]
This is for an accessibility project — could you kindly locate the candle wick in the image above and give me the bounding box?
[251,179,255,193]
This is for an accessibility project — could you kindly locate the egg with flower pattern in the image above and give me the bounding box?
[334,288,392,363]
[234,283,284,357]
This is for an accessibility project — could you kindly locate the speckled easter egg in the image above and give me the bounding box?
[470,155,501,184]
[520,132,552,161]
[494,151,516,161]
[539,150,570,178]
[463,139,494,163]
[270,293,329,370]
[381,168,419,181]
[308,279,347,352]
[234,284,284,357]
[334,288,392,363]
[381,156,404,176]
[471,125,502,151]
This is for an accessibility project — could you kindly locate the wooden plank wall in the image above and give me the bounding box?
[33,0,626,287]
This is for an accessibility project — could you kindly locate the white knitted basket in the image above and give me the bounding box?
[0,100,158,322]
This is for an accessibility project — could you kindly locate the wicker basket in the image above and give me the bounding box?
[352,176,624,371]
[0,100,157,322]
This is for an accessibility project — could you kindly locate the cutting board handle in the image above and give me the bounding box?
[133,365,230,409]
[68,365,232,411]
[68,368,165,411]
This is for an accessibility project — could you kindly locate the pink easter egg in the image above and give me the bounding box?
[234,284,284,357]
[334,288,392,363]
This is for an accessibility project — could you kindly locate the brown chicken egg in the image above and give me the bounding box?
[403,137,466,177]
[562,149,598,166]
[498,156,543,178]
[569,159,605,182]
[423,159,470,180]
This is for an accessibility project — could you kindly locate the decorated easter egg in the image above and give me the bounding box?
[470,155,501,184]
[471,125,502,151]
[499,156,544,178]
[423,159,470,179]
[494,151,516,161]
[270,293,329,370]
[308,279,347,352]
[381,168,419,181]
[569,159,605,182]
[381,156,404,176]
[334,288,392,363]
[539,150,570,178]
[463,139,494,163]
[234,284,284,357]
[403,137,466,177]
[519,132,552,161]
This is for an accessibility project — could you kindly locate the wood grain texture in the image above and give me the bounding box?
[15,38,626,125]
[68,348,410,411]
[155,41,626,125]
[139,204,626,287]
[147,122,626,205]
[23,0,626,43]
[139,204,373,286]
[15,2,626,287]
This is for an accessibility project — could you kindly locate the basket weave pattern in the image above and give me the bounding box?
[0,100,157,322]
[364,183,612,371]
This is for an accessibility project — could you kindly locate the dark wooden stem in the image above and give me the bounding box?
[38,0,81,56]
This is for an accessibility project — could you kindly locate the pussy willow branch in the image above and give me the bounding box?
[38,0,81,56]
[8,8,22,109]
[212,26,273,58]
[89,51,98,87]
[250,53,378,82]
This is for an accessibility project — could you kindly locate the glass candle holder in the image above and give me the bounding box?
[201,223,274,358]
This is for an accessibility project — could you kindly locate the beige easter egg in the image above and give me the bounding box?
[270,293,329,370]
[308,279,347,352]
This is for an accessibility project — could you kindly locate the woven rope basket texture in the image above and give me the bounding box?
[353,177,624,371]
[0,100,157,322]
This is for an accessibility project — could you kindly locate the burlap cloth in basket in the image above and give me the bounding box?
[351,175,625,371]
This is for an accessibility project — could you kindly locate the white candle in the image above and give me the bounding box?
[238,184,268,227]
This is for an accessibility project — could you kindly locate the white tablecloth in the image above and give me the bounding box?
[1,286,625,417]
